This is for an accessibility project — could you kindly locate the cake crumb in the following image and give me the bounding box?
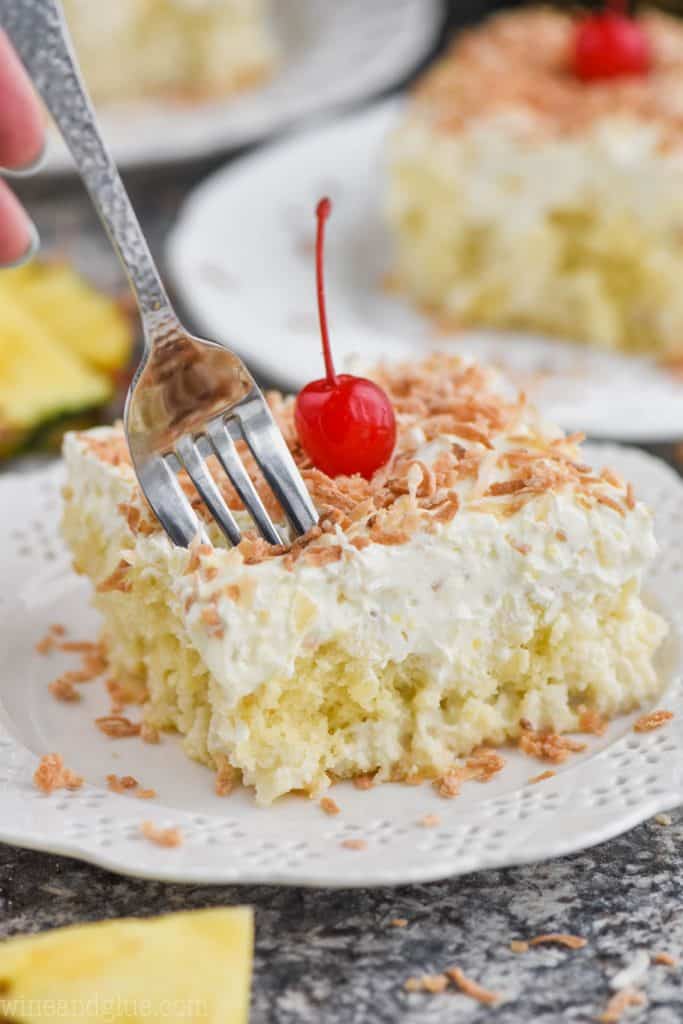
[529,770,556,784]
[578,705,608,736]
[353,774,376,791]
[95,715,141,738]
[341,838,367,851]
[633,710,674,733]
[597,988,646,1022]
[320,796,340,816]
[435,768,463,798]
[33,753,83,794]
[106,774,156,800]
[654,813,672,826]
[107,773,138,791]
[435,748,505,798]
[419,814,441,828]
[529,933,587,950]
[140,822,183,848]
[510,940,529,953]
[404,974,449,994]
[214,755,238,797]
[445,967,500,1005]
[390,918,408,928]
[652,952,678,967]
[140,722,160,745]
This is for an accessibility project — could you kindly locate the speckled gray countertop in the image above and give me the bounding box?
[7,30,683,1016]
[1,812,682,1023]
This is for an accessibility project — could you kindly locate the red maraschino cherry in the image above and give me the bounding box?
[572,1,650,81]
[295,198,396,480]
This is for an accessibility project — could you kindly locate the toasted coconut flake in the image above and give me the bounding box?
[390,918,408,928]
[341,838,367,851]
[140,821,183,848]
[106,773,138,793]
[36,632,56,655]
[436,748,505,798]
[445,967,500,1005]
[519,722,586,764]
[597,988,646,1023]
[529,770,556,785]
[432,497,460,523]
[95,715,141,739]
[353,774,376,791]
[48,676,81,702]
[626,483,636,510]
[419,814,441,828]
[529,933,586,950]
[34,753,83,794]
[320,796,341,816]
[510,940,529,953]
[652,952,678,967]
[96,559,133,593]
[201,606,221,628]
[404,974,449,994]
[634,710,674,733]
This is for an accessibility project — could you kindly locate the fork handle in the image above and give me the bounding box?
[2,0,174,333]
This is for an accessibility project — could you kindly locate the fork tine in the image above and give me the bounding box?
[235,394,319,537]
[140,455,208,549]
[176,436,242,547]
[206,419,282,546]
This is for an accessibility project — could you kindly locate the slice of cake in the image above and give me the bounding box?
[62,0,278,105]
[61,355,666,804]
[386,8,683,360]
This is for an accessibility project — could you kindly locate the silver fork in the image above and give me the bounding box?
[2,0,318,548]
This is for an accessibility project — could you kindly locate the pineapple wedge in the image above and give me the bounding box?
[0,292,111,458]
[0,261,133,373]
[0,907,253,1023]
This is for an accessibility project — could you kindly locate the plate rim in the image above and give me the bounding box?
[42,0,444,174]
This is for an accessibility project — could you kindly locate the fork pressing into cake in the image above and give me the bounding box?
[2,0,318,548]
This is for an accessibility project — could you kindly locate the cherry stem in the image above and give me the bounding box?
[607,0,627,14]
[315,197,337,386]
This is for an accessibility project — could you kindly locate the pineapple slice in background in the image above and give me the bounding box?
[0,259,134,459]
[1,261,133,373]
[0,907,253,1023]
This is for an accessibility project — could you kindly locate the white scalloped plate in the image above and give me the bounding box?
[1,444,682,887]
[43,0,443,174]
[167,100,683,442]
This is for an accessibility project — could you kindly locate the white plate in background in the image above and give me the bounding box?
[167,100,683,442]
[44,0,443,173]
[0,445,681,886]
